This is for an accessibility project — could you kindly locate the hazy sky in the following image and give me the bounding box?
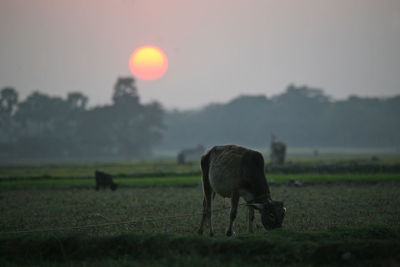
[1,0,399,109]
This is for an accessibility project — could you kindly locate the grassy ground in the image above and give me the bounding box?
[0,173,399,189]
[1,184,400,266]
[0,160,200,179]
[1,184,399,235]
[1,226,400,266]
[1,158,400,265]
[1,155,400,179]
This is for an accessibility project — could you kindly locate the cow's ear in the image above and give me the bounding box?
[246,203,265,211]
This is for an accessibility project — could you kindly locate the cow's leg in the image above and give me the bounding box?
[248,206,255,233]
[198,153,214,236]
[206,191,214,236]
[226,191,240,236]
[198,189,213,236]
[198,175,214,236]
[198,197,207,235]
[198,154,214,236]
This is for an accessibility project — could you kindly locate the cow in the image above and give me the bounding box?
[198,145,286,236]
[177,145,205,164]
[95,170,118,191]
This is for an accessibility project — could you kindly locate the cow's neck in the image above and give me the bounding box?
[248,193,271,204]
[251,175,271,203]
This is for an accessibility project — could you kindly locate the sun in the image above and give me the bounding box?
[129,46,168,81]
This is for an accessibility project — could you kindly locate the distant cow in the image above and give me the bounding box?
[177,145,205,164]
[198,145,286,236]
[95,170,118,191]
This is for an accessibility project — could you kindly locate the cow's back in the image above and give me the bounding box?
[206,145,268,200]
[208,145,251,198]
[95,171,112,185]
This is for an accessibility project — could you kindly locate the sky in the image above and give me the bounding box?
[0,0,399,110]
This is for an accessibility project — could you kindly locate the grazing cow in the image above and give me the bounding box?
[198,145,286,236]
[95,170,118,191]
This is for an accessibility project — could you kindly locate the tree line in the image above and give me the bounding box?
[1,82,399,160]
[161,85,400,151]
[0,77,164,159]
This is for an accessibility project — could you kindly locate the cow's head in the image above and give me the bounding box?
[248,200,286,229]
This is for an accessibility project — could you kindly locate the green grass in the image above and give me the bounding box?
[1,155,400,179]
[0,160,200,179]
[285,154,400,164]
[1,179,400,265]
[0,175,200,188]
[1,226,399,266]
[268,173,400,183]
[1,173,399,189]
[2,185,399,235]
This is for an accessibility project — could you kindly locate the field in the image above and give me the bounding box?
[1,157,400,266]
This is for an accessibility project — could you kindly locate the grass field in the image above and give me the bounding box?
[2,226,400,266]
[1,154,400,179]
[2,184,400,235]
[1,159,400,265]
[1,173,400,189]
[0,160,200,179]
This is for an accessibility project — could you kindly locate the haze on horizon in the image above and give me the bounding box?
[0,0,399,110]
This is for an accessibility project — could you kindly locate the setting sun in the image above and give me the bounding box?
[129,46,168,81]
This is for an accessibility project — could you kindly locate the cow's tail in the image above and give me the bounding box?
[200,150,214,198]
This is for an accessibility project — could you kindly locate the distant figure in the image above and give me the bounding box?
[177,145,205,164]
[177,152,186,165]
[270,135,286,165]
[95,170,118,191]
[371,155,379,162]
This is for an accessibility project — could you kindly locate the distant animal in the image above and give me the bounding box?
[198,145,286,236]
[177,145,205,164]
[95,170,118,191]
[270,135,286,165]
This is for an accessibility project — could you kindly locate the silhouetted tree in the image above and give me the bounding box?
[109,77,164,156]
[67,92,88,110]
[0,87,18,116]
[15,92,67,135]
[112,77,139,106]
[66,77,164,158]
[12,92,72,156]
[0,87,19,142]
